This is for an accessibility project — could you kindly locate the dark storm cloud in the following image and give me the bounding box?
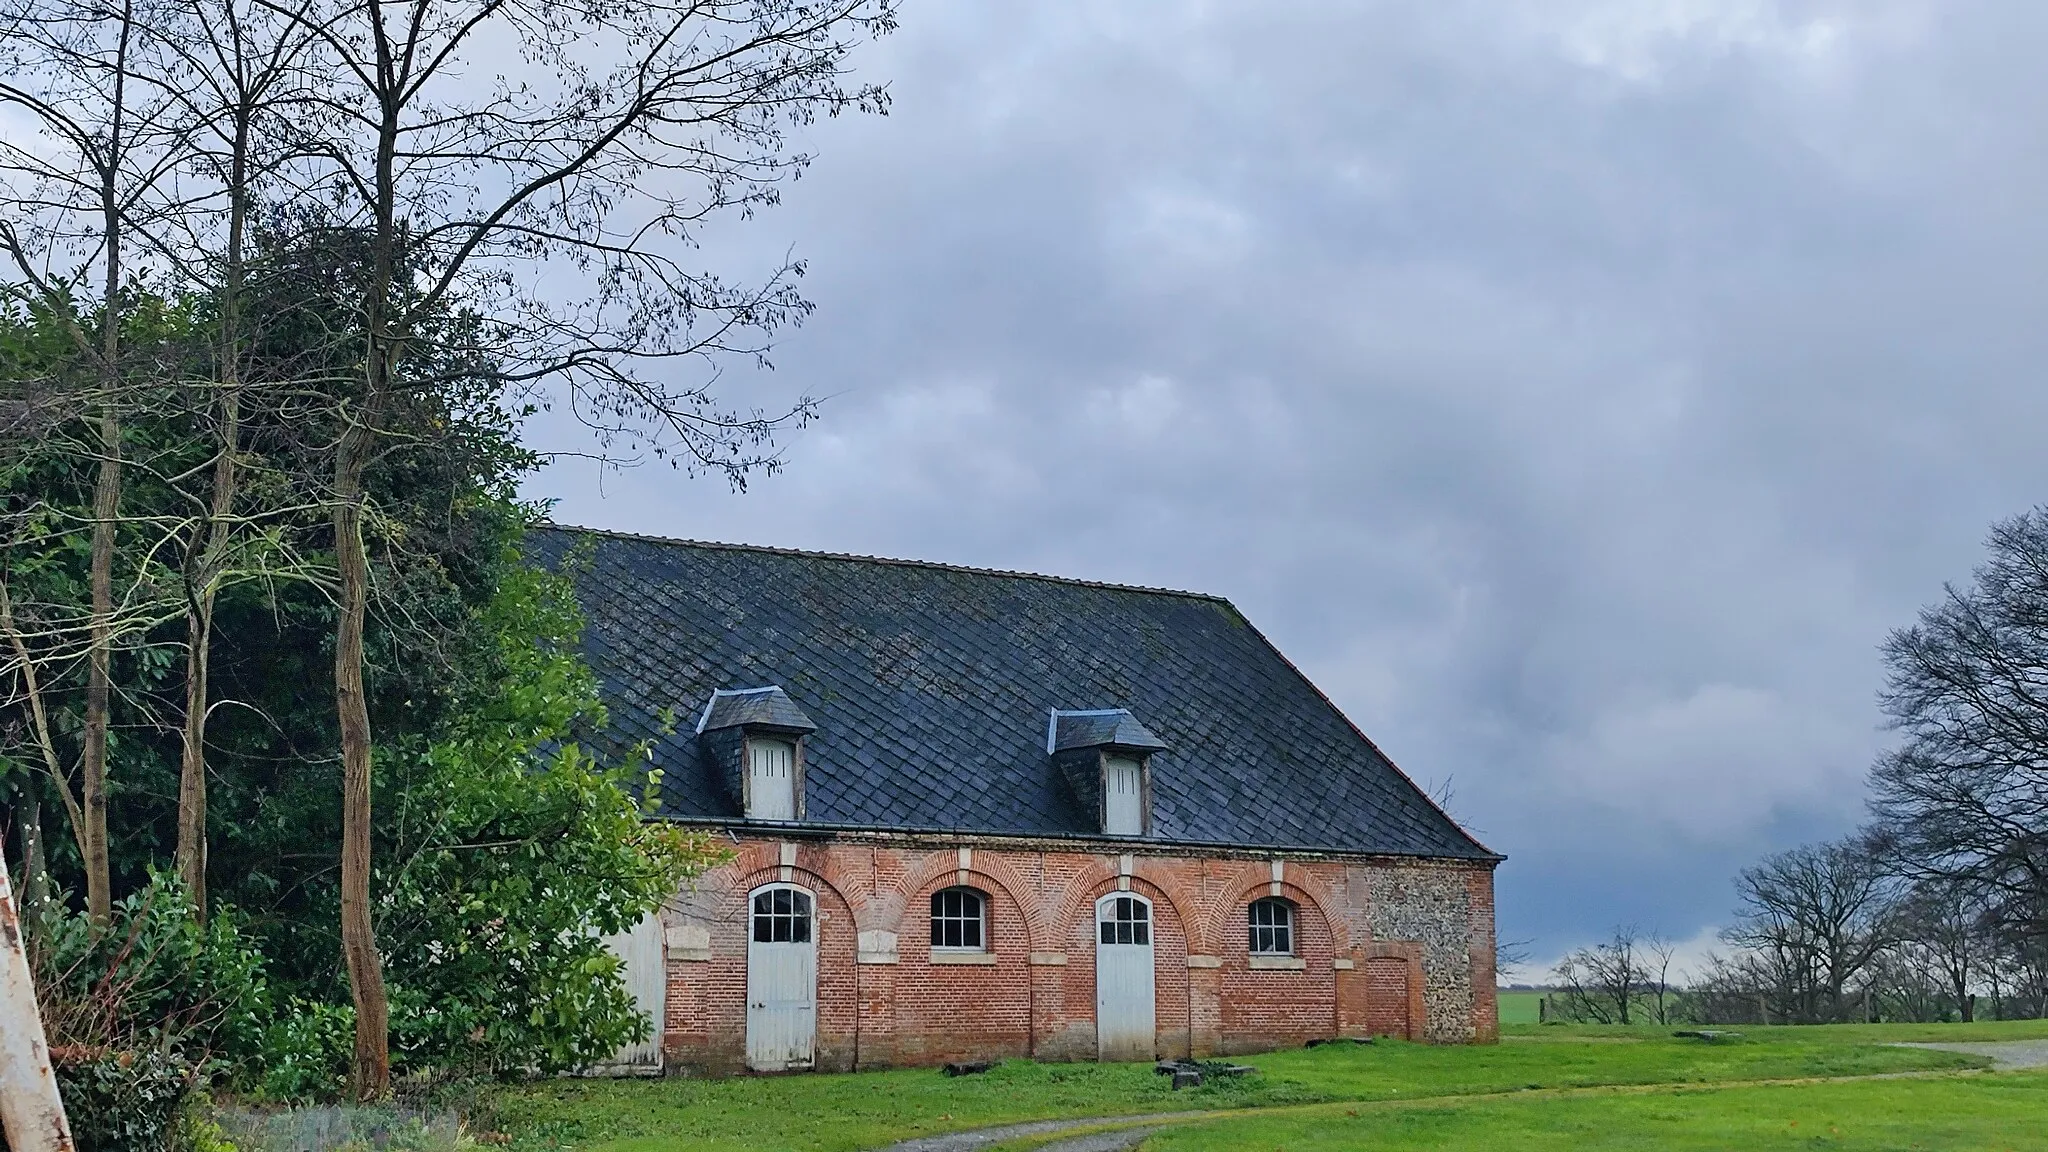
[531,1,2048,965]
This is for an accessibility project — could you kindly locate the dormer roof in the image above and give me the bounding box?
[1048,709,1168,755]
[695,686,817,735]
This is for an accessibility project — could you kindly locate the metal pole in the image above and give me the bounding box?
[0,855,74,1152]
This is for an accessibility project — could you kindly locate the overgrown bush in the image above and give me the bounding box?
[373,553,720,1077]
[257,998,357,1101]
[29,873,271,1148]
[53,1048,197,1152]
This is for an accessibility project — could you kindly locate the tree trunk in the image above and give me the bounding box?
[178,375,240,918]
[14,779,49,919]
[176,603,213,913]
[177,106,252,924]
[334,418,389,1100]
[0,856,74,1152]
[79,405,119,928]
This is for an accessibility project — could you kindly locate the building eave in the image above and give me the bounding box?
[661,814,1505,866]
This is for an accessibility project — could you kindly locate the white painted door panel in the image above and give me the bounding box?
[1095,894,1156,1062]
[598,912,668,1072]
[746,886,816,1070]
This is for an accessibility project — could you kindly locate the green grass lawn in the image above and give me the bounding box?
[1140,1074,2048,1151]
[486,1025,2018,1152]
[1497,989,1545,1024]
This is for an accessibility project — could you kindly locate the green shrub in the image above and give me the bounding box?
[31,873,272,1075]
[257,999,356,1102]
[30,874,272,1147]
[53,1047,197,1152]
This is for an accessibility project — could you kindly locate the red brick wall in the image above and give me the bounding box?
[657,835,1496,1074]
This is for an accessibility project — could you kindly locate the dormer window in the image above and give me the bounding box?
[1048,708,1168,838]
[696,685,817,822]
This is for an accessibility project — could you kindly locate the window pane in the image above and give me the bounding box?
[1133,922,1149,945]
[1101,921,1115,945]
[963,918,981,949]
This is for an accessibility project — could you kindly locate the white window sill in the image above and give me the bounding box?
[1249,955,1306,970]
[930,951,998,965]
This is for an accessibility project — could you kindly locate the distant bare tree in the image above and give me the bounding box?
[1552,925,1661,1025]
[1725,836,1896,1024]
[1887,878,1995,1022]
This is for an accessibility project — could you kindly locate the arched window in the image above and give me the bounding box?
[930,887,987,951]
[1248,897,1295,955]
[752,886,813,943]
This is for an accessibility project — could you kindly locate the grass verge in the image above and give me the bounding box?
[488,1031,1985,1152]
[1138,1072,2048,1151]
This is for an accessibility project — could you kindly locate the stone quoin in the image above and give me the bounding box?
[533,526,1501,1075]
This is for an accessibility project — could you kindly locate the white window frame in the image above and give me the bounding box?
[750,883,814,944]
[1098,893,1153,946]
[929,887,989,953]
[1248,897,1295,956]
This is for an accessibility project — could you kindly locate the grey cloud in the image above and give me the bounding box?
[531,0,2048,958]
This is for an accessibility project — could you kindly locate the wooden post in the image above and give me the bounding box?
[0,856,74,1151]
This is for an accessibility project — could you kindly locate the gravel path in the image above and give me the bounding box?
[1896,1040,2048,1069]
[1027,1127,1164,1152]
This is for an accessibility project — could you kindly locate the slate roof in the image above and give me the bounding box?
[529,525,1497,861]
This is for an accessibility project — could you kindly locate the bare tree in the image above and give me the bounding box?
[0,0,197,925]
[1552,925,1656,1025]
[1887,878,1993,1022]
[249,0,895,1097]
[1871,508,2048,977]
[149,0,328,917]
[1725,836,1896,1024]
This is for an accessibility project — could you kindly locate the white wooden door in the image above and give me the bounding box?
[746,885,817,1071]
[749,738,796,820]
[597,912,667,1073]
[1103,756,1143,836]
[1095,893,1156,1062]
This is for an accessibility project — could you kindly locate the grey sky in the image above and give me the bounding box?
[530,0,2048,968]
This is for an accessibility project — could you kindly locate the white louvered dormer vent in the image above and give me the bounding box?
[748,736,798,821]
[1103,755,1145,837]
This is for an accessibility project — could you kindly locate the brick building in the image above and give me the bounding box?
[537,527,1501,1075]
